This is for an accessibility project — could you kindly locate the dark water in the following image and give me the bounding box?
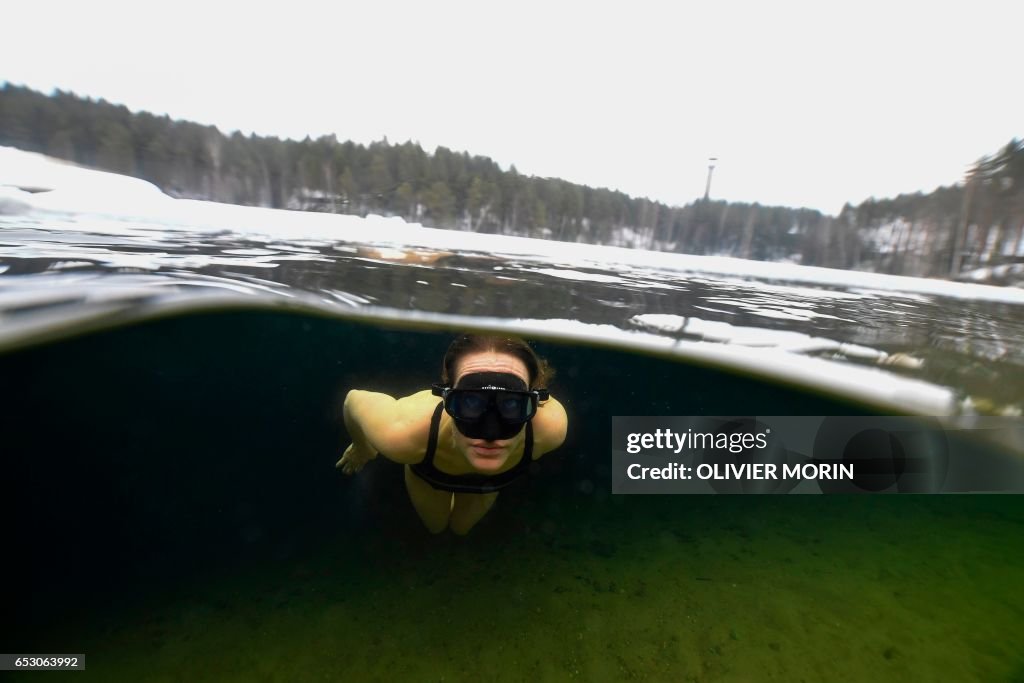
[2,215,1024,681]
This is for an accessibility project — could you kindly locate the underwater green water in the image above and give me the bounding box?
[3,310,1023,681]
[20,496,1024,683]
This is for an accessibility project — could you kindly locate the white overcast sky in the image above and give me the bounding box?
[2,0,1020,214]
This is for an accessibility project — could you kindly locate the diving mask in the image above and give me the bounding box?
[432,372,549,440]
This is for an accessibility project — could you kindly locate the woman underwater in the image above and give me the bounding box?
[337,334,568,534]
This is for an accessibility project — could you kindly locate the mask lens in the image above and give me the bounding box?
[446,389,537,425]
[449,391,488,420]
[496,392,532,422]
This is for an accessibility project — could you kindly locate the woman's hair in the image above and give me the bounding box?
[441,334,554,389]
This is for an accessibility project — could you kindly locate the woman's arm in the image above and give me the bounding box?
[337,389,434,472]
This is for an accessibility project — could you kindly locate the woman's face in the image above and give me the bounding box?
[450,350,531,473]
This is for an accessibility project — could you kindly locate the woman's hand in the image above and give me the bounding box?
[336,442,378,475]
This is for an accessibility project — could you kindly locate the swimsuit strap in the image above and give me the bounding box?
[521,420,534,469]
[423,400,445,466]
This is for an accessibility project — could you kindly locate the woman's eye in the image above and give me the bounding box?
[462,395,485,411]
[500,398,521,414]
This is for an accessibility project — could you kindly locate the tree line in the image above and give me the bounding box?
[1,84,1021,280]
[827,139,1024,279]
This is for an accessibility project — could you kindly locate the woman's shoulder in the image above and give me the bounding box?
[349,388,440,463]
[531,396,568,459]
[398,389,443,414]
[391,389,442,443]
